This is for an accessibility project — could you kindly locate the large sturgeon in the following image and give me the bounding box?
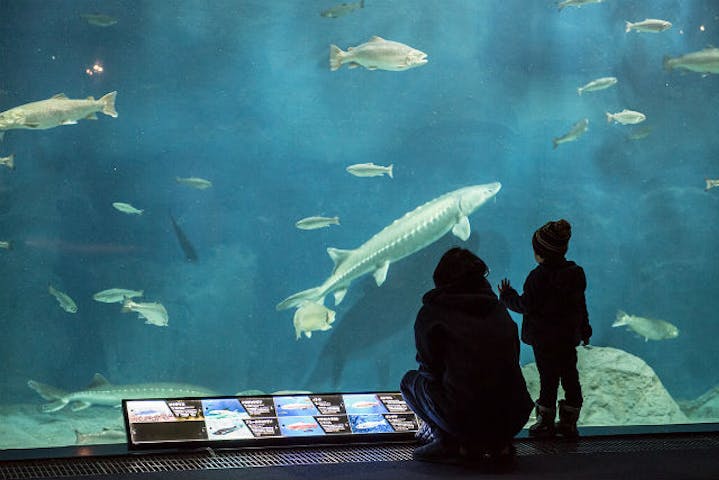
[276,182,501,311]
[28,373,219,412]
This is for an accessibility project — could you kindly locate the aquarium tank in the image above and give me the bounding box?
[0,0,717,452]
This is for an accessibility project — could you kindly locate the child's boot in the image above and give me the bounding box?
[528,402,556,437]
[555,400,581,438]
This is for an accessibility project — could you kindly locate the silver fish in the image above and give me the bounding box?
[606,109,646,125]
[92,288,143,303]
[49,285,78,313]
[346,162,394,178]
[295,216,340,230]
[175,176,212,190]
[557,0,604,12]
[553,118,589,149]
[664,48,719,74]
[625,19,672,33]
[80,13,118,27]
[122,299,169,327]
[612,310,679,341]
[577,77,617,95]
[330,36,428,72]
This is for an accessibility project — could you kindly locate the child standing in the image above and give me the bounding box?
[498,219,592,438]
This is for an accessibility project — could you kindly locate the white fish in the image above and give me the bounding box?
[175,176,212,190]
[346,162,393,178]
[80,13,118,27]
[293,302,336,339]
[553,118,589,149]
[705,179,719,191]
[49,285,78,313]
[612,310,679,341]
[625,19,672,33]
[663,48,719,74]
[557,0,604,11]
[330,36,428,72]
[112,202,143,215]
[0,92,117,135]
[277,183,501,311]
[320,0,364,18]
[92,288,143,303]
[122,299,168,327]
[295,216,340,230]
[0,154,14,170]
[0,241,11,250]
[606,109,646,125]
[577,76,617,95]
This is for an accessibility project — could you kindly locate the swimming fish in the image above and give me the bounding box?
[0,240,11,250]
[122,299,169,327]
[293,302,336,339]
[663,48,719,74]
[0,92,117,135]
[612,310,679,341]
[557,0,604,12]
[705,179,719,191]
[48,285,78,313]
[553,118,589,149]
[80,13,118,27]
[295,216,340,230]
[28,373,217,412]
[330,36,428,72]
[626,125,653,141]
[112,202,143,215]
[277,183,501,311]
[75,428,126,445]
[577,77,617,95]
[0,154,14,170]
[92,288,143,303]
[606,109,646,125]
[175,176,212,190]
[320,0,364,18]
[625,19,672,33]
[170,214,198,262]
[346,163,394,178]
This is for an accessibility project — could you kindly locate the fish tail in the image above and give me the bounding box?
[706,178,712,191]
[27,380,70,412]
[612,310,628,327]
[121,298,134,312]
[552,138,559,149]
[625,21,632,33]
[99,91,118,118]
[330,45,345,71]
[662,55,672,72]
[4,154,14,170]
[606,112,613,123]
[577,87,582,96]
[276,287,325,311]
[387,164,394,179]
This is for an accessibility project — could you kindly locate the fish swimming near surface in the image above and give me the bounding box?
[293,302,336,339]
[612,310,679,341]
[122,299,169,327]
[320,0,364,18]
[0,154,14,170]
[557,0,604,12]
[112,202,143,215]
[80,13,118,27]
[663,48,719,74]
[170,213,198,262]
[92,288,143,303]
[75,428,126,445]
[606,109,646,125]
[625,19,672,33]
[49,284,78,313]
[295,216,340,230]
[705,178,719,191]
[346,162,393,178]
[330,36,428,71]
[175,176,212,190]
[553,118,589,149]
[28,373,218,412]
[577,77,617,95]
[0,92,117,139]
[276,182,501,311]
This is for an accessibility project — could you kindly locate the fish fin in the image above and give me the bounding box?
[89,373,111,388]
[577,88,582,96]
[369,36,385,42]
[27,380,68,402]
[85,112,98,120]
[451,216,471,241]
[625,21,632,33]
[387,164,393,179]
[365,65,377,70]
[51,93,68,99]
[4,154,14,170]
[71,401,92,412]
[329,44,345,71]
[606,112,613,123]
[276,286,325,310]
[333,288,347,305]
[305,331,312,338]
[60,119,78,125]
[612,311,628,327]
[99,91,118,118]
[349,62,361,69]
[42,400,69,412]
[373,261,390,286]
[320,324,332,331]
[327,247,352,268]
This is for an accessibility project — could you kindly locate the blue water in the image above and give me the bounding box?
[1,0,718,443]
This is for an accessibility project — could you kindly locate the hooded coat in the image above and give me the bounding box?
[414,271,533,440]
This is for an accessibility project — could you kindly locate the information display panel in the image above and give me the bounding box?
[123,392,419,449]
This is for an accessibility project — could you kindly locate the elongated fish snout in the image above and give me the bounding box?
[458,182,502,214]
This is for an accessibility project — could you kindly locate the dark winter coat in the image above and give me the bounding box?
[414,274,533,438]
[500,259,592,348]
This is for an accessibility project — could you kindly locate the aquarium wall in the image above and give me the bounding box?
[0,0,718,451]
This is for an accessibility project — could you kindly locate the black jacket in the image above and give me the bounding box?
[414,276,532,436]
[500,259,592,348]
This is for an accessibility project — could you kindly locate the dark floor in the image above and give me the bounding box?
[2,431,719,480]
